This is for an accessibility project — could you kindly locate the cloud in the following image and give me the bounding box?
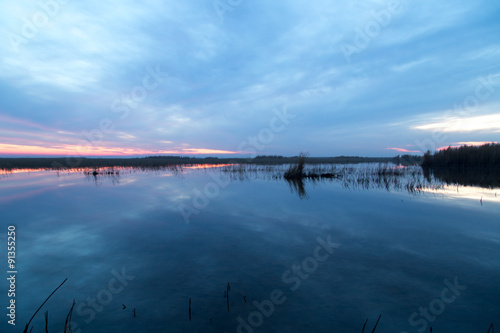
[413,114,500,133]
[437,141,498,151]
[386,147,420,153]
[391,58,430,72]
[174,148,238,155]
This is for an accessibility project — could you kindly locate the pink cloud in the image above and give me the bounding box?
[386,147,420,153]
[437,141,498,151]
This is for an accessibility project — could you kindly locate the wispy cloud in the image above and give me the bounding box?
[387,147,420,153]
[413,114,500,133]
[391,58,430,72]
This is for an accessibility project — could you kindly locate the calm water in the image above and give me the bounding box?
[0,165,499,333]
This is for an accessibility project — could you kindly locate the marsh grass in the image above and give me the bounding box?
[3,162,450,196]
[0,155,415,171]
[216,162,447,199]
[63,300,76,333]
[284,153,308,180]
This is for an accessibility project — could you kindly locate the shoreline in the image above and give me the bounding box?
[0,155,420,171]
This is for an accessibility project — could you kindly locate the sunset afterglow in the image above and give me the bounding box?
[0,143,239,157]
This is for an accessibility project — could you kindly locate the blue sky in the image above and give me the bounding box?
[0,0,499,157]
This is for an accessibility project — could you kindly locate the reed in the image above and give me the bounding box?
[284,153,308,180]
[63,300,76,333]
[361,314,381,333]
[226,282,231,312]
[45,311,48,333]
[23,278,68,333]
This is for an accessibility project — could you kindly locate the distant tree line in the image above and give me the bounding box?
[421,143,500,169]
[0,154,423,171]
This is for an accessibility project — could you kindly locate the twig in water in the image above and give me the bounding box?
[362,315,381,333]
[226,283,231,312]
[189,298,192,322]
[45,311,48,333]
[372,314,381,333]
[487,323,494,333]
[362,318,368,333]
[23,278,68,333]
[64,299,76,333]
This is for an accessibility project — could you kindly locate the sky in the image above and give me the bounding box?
[0,0,499,158]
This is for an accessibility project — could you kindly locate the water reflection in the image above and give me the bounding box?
[285,178,308,199]
[216,163,499,202]
[0,164,499,332]
[84,168,121,185]
[3,163,499,203]
[424,166,500,188]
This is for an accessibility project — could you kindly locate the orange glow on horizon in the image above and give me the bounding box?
[183,164,237,169]
[0,168,49,174]
[0,143,240,157]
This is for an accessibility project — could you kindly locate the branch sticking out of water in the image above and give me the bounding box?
[23,278,68,333]
[361,315,381,333]
[372,314,381,333]
[45,311,48,333]
[189,298,192,322]
[361,318,368,333]
[64,300,76,333]
[226,282,231,312]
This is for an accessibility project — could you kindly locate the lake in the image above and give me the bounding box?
[0,164,499,333]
